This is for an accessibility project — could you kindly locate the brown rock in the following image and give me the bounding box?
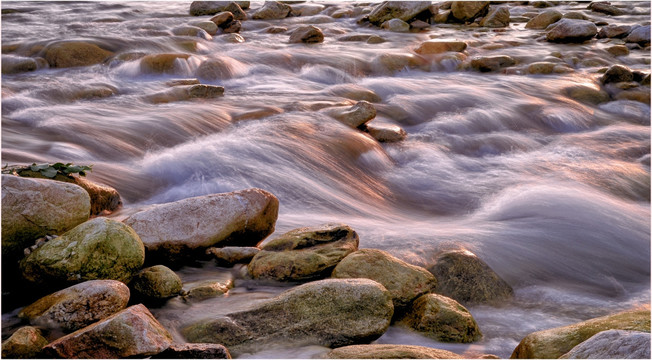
[451,1,489,22]
[43,41,113,68]
[210,11,234,28]
[607,45,629,56]
[140,53,190,75]
[480,6,510,28]
[252,1,291,20]
[153,343,231,359]
[470,55,516,72]
[588,2,624,16]
[525,9,562,29]
[206,246,260,265]
[328,344,463,359]
[415,40,467,54]
[597,24,631,38]
[602,64,634,84]
[289,25,324,43]
[1,327,49,359]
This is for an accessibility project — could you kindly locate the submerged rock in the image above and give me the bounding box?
[323,100,377,128]
[153,343,232,359]
[560,329,651,359]
[2,55,40,74]
[371,53,427,74]
[131,265,183,299]
[206,246,260,266]
[450,1,489,22]
[365,123,408,143]
[43,41,113,68]
[190,21,219,35]
[607,44,629,56]
[381,18,410,32]
[289,25,324,43]
[470,55,516,72]
[602,64,634,84]
[546,18,598,43]
[565,84,610,104]
[588,2,624,16]
[597,24,632,38]
[252,1,291,20]
[183,278,233,301]
[328,344,463,359]
[196,57,242,80]
[140,53,190,75]
[525,9,562,29]
[625,25,651,46]
[1,327,49,359]
[415,40,467,54]
[327,84,382,103]
[367,1,431,26]
[480,6,510,28]
[528,61,556,74]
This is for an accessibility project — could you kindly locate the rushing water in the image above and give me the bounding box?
[2,1,650,358]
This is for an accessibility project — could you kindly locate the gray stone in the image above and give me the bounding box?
[153,343,232,359]
[132,265,183,299]
[525,9,562,29]
[190,1,249,16]
[289,25,324,43]
[252,1,291,20]
[381,18,410,32]
[206,246,260,266]
[626,25,651,46]
[546,19,598,43]
[597,24,631,38]
[368,1,432,25]
[328,344,463,359]
[323,101,377,128]
[588,2,624,16]
[480,6,510,28]
[560,330,651,359]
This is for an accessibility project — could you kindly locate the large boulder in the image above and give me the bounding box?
[19,280,130,332]
[248,223,358,281]
[450,1,490,22]
[546,19,598,43]
[131,265,183,300]
[525,9,562,29]
[560,329,651,359]
[20,218,145,285]
[625,25,651,46]
[322,101,377,128]
[480,6,510,28]
[332,248,436,309]
[43,41,113,68]
[251,1,291,20]
[42,304,173,358]
[368,1,432,26]
[1,326,49,359]
[328,344,463,359]
[414,40,467,55]
[124,188,278,264]
[289,25,324,44]
[427,249,513,305]
[511,309,651,359]
[153,343,231,359]
[2,175,90,259]
[182,278,394,355]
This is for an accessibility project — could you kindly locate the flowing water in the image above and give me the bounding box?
[1,1,650,358]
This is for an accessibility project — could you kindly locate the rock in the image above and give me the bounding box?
[470,55,516,72]
[410,20,430,29]
[371,53,427,74]
[183,279,233,300]
[145,85,225,104]
[451,1,490,22]
[614,89,650,104]
[328,344,463,359]
[602,64,634,84]
[2,55,39,74]
[546,19,598,43]
[563,11,588,20]
[434,9,450,23]
[222,20,242,33]
[125,188,278,264]
[297,4,325,16]
[43,41,113,68]
[248,223,358,281]
[206,246,260,266]
[565,85,610,104]
[367,35,386,44]
[132,265,183,299]
[588,2,624,16]
[365,123,407,142]
[153,343,232,359]
[528,61,556,74]
[368,1,431,25]
[289,25,324,43]
[190,21,219,35]
[1,175,90,260]
[172,26,211,39]
[511,309,651,359]
[530,1,555,8]
[18,280,130,332]
[338,34,375,42]
[140,53,190,75]
[381,18,410,32]
[266,26,287,33]
[222,33,245,43]
[525,9,562,29]
[20,218,145,285]
[327,84,382,102]
[398,293,482,343]
[190,1,248,17]
[1,327,49,359]
[252,1,291,20]
[323,101,377,128]
[182,278,393,354]
[607,44,629,56]
[42,304,173,358]
[196,57,242,80]
[211,11,234,28]
[427,249,513,305]
[415,40,467,55]
[480,6,510,27]
[560,329,650,359]
[332,248,436,309]
[597,24,631,38]
[625,25,651,46]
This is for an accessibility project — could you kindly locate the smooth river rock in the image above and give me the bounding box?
[560,329,651,359]
[625,25,651,46]
[190,1,249,16]
[368,1,431,26]
[546,18,598,43]
[182,278,394,355]
[525,9,562,29]
[43,41,113,68]
[597,24,632,39]
[251,1,291,20]
[206,246,260,266]
[323,100,377,128]
[602,64,634,84]
[381,18,410,32]
[415,40,467,54]
[450,1,489,22]
[480,6,510,28]
[365,123,408,142]
[1,326,49,359]
[328,344,463,359]
[131,265,183,299]
[470,55,516,72]
[153,343,232,359]
[289,25,324,43]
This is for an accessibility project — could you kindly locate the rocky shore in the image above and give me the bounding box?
[2,0,651,359]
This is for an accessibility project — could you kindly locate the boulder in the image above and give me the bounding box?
[480,6,510,28]
[1,55,39,74]
[248,223,358,281]
[190,1,248,17]
[222,20,242,33]
[211,11,234,28]
[18,280,130,332]
[368,1,431,25]
[427,249,513,305]
[323,101,377,128]
[1,175,90,259]
[332,248,436,309]
[43,41,113,68]
[189,21,219,35]
[252,1,291,20]
[625,25,650,46]
[398,293,482,343]
[140,53,190,75]
[371,53,427,74]
[602,64,634,84]
[560,329,650,359]
[1,327,49,359]
[450,1,490,22]
[365,123,408,143]
[153,343,232,359]
[131,265,183,299]
[42,304,173,358]
[607,45,629,56]
[434,9,450,23]
[124,188,278,264]
[565,85,610,104]
[470,55,516,72]
[588,2,624,16]
[327,84,382,103]
[206,246,260,266]
[415,40,467,55]
[328,344,463,359]
[511,309,651,359]
[182,278,393,355]
[183,278,233,301]
[196,57,241,80]
[289,25,324,43]
[563,11,588,20]
[20,218,145,285]
[525,9,562,29]
[597,24,631,38]
[381,18,410,32]
[546,19,598,43]
[528,61,556,74]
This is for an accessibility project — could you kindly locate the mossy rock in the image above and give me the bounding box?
[131,265,183,299]
[1,326,48,359]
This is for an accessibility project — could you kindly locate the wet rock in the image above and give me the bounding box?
[18,280,130,332]
[410,20,430,29]
[252,1,291,20]
[381,18,410,32]
[614,89,650,104]
[1,175,90,260]
[525,9,562,29]
[625,25,651,46]
[20,218,145,285]
[125,188,278,265]
[42,304,173,358]
[450,1,489,23]
[470,55,516,72]
[210,11,234,27]
[368,1,431,26]
[332,248,436,309]
[588,2,624,16]
[511,309,651,359]
[289,25,324,43]
[43,41,113,68]
[153,343,232,359]
[183,279,233,300]
[563,11,588,20]
[338,34,374,42]
[1,326,48,359]
[140,53,190,75]
[172,26,211,39]
[415,39,467,54]
[602,64,634,84]
[327,84,382,102]
[2,55,40,74]
[323,100,377,128]
[146,85,225,104]
[206,246,260,266]
[296,4,325,16]
[480,6,510,28]
[427,249,513,304]
[565,85,610,104]
[233,106,284,121]
[266,26,287,33]
[528,61,556,74]
[434,9,451,23]
[530,1,555,8]
[132,265,183,299]
[371,53,427,74]
[607,44,629,56]
[223,33,245,43]
[597,24,631,38]
[182,278,393,354]
[248,223,358,281]
[196,57,242,80]
[546,19,598,43]
[190,1,248,16]
[560,329,651,359]
[367,35,387,44]
[328,344,463,359]
[365,123,408,142]
[190,21,219,35]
